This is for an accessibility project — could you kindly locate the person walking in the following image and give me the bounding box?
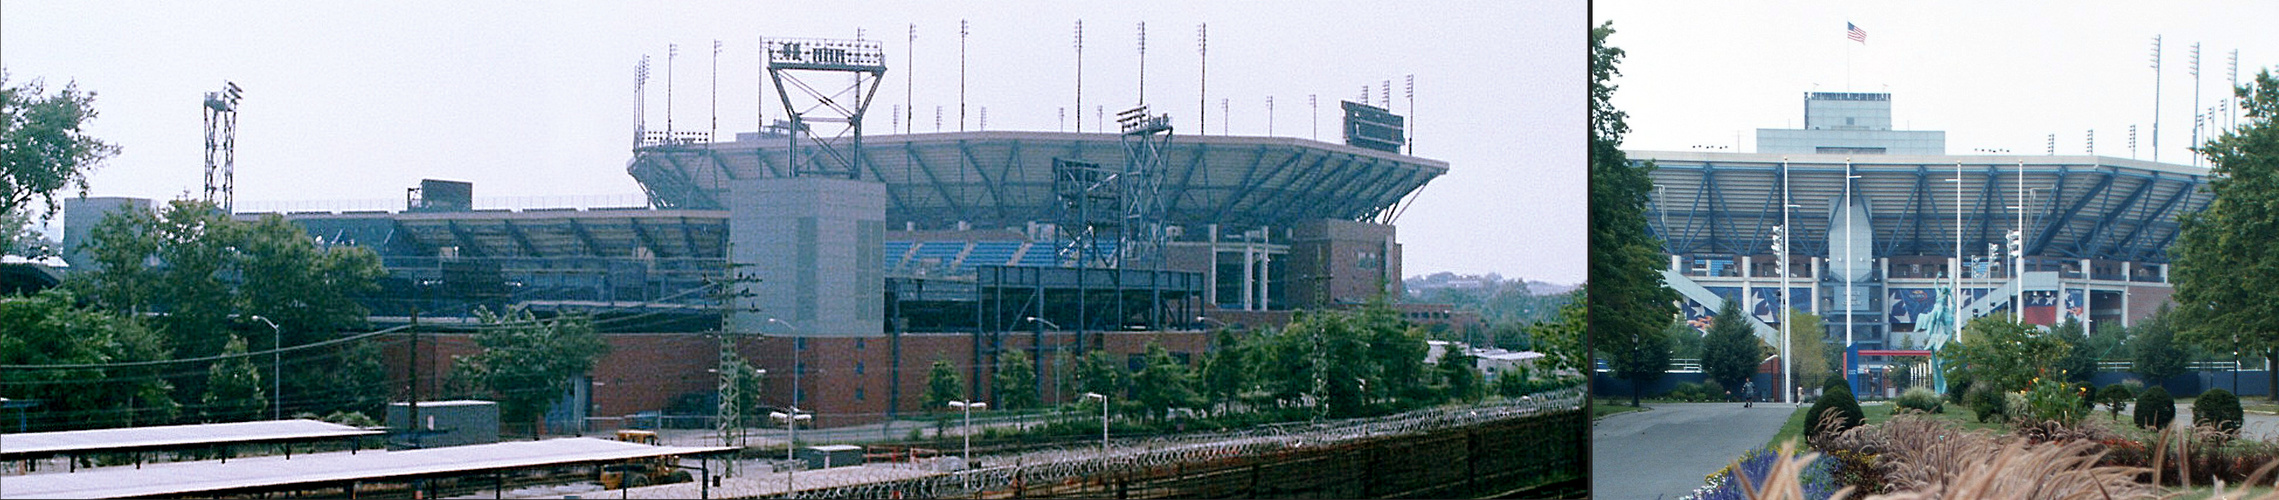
[1742,380,1756,408]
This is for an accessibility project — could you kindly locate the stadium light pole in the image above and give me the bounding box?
[2015,159,2027,324]
[1948,164,1965,341]
[253,315,281,420]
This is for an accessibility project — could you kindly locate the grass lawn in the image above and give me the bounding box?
[1766,401,2013,448]
[1593,402,1649,419]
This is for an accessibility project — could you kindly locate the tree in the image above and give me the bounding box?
[1,71,120,219]
[451,307,610,435]
[1588,21,1680,412]
[922,358,964,437]
[2131,305,2189,384]
[200,335,266,423]
[2051,319,2098,382]
[1785,309,1830,397]
[2172,70,2279,401]
[1942,316,2070,394]
[1131,342,1199,420]
[73,200,387,416]
[1072,350,1125,401]
[1700,300,1761,399]
[1667,320,1702,359]
[1197,328,1250,415]
[0,289,177,430]
[991,349,1040,411]
[1532,290,1588,374]
[1603,314,1671,407]
[1437,345,1484,403]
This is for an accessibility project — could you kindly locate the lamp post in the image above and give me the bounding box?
[770,408,811,493]
[1948,165,1965,343]
[1081,392,1108,464]
[947,401,987,469]
[765,318,801,409]
[1773,164,1787,402]
[252,316,282,420]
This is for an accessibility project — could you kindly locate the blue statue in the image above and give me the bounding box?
[1920,286,1958,395]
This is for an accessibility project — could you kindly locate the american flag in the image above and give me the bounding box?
[1847,22,1867,44]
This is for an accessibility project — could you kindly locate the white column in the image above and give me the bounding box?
[1240,242,1255,311]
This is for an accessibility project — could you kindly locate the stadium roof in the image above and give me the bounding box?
[0,419,381,460]
[4,437,732,499]
[1629,151,2211,263]
[630,131,1448,231]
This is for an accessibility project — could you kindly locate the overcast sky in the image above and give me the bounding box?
[1594,1,2277,163]
[2,1,1585,284]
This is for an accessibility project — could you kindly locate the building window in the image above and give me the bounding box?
[855,361,865,375]
[855,338,866,350]
[855,387,866,401]
[796,338,808,350]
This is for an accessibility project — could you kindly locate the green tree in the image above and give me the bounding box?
[0,289,177,430]
[1785,309,1830,398]
[1,71,120,219]
[1532,290,1589,374]
[1437,345,1484,403]
[2051,319,2099,382]
[1667,320,1702,359]
[1942,316,2070,394]
[1700,300,1761,398]
[991,349,1039,411]
[2172,70,2279,401]
[200,335,267,423]
[1603,313,1671,407]
[1587,21,1680,410]
[73,200,387,416]
[923,358,964,437]
[1131,343,1199,420]
[1197,328,1250,415]
[2130,305,2190,383]
[451,307,610,435]
[1072,350,1125,401]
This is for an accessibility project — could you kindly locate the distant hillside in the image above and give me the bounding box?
[1404,272,1579,325]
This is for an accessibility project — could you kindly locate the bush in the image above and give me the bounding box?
[1807,387,1865,439]
[2075,381,2098,412]
[2133,386,2175,430]
[1964,385,2008,423]
[2095,384,2135,421]
[1894,387,1943,414]
[1824,374,1852,396]
[2194,388,2244,436]
[1945,372,1975,406]
[2016,378,2087,426]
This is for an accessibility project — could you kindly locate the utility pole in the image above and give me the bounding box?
[710,261,761,471]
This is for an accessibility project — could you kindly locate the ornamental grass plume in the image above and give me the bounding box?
[1827,414,2155,499]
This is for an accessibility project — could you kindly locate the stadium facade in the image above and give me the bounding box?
[1630,91,2209,396]
[63,114,1459,428]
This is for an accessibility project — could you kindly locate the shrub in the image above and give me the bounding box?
[1824,374,1852,396]
[1944,372,1975,405]
[2095,384,2134,421]
[1964,385,2008,423]
[2133,386,2175,430]
[2075,381,2097,412]
[2016,378,2087,426]
[1807,387,1865,440]
[2194,388,2244,436]
[1894,387,1943,414]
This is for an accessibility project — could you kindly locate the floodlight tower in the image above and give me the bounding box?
[202,82,242,212]
[764,37,889,179]
[1120,104,1173,329]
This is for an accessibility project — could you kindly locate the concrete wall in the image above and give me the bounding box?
[386,400,499,448]
[729,177,886,337]
[1288,219,1400,308]
[60,197,151,270]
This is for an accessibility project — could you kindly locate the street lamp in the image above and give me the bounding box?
[252,315,282,420]
[1081,392,1108,463]
[770,408,812,493]
[765,318,802,409]
[947,400,987,469]
[1779,156,1791,403]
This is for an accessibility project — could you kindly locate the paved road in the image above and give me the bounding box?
[1592,402,1795,500]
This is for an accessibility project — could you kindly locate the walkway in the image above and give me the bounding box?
[1591,402,1792,499]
